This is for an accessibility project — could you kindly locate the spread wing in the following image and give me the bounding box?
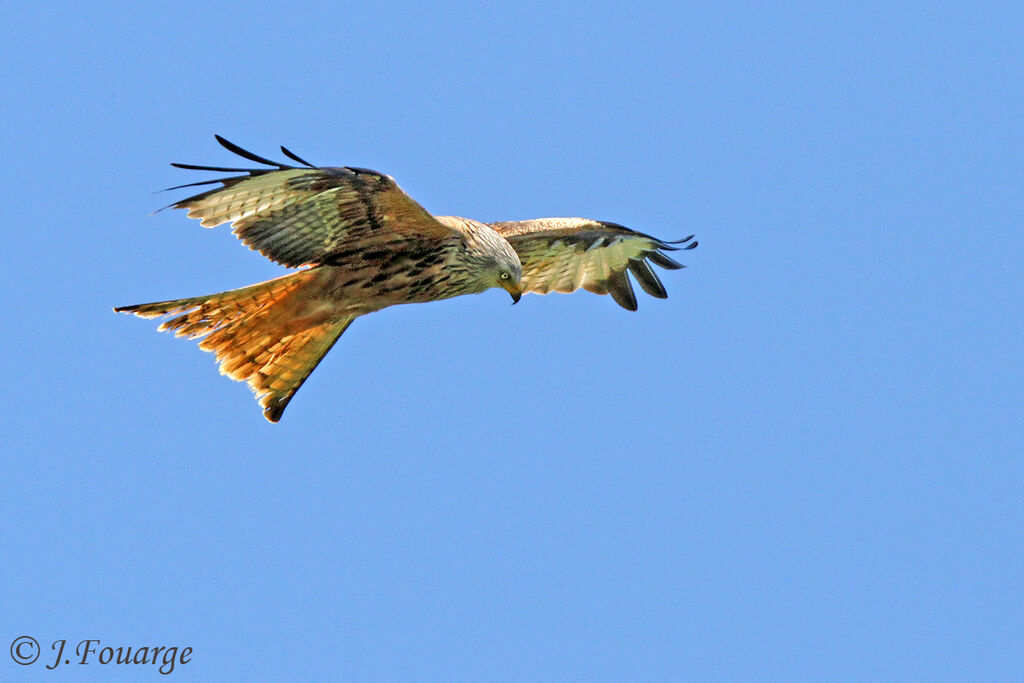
[489,218,697,311]
[165,135,460,267]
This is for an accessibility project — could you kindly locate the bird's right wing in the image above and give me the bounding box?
[165,136,461,267]
[490,218,697,311]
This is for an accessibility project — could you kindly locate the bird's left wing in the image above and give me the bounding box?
[489,218,697,311]
[164,135,460,267]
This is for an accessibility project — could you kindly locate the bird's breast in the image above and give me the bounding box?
[321,241,477,309]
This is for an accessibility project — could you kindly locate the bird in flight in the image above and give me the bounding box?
[116,136,698,422]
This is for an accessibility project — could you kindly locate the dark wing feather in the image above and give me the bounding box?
[490,218,696,310]
[168,137,460,267]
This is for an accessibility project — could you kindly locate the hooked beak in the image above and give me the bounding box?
[500,279,522,304]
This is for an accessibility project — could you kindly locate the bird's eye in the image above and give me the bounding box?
[500,272,510,280]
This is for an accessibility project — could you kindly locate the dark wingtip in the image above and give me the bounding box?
[214,135,291,168]
[628,258,668,299]
[655,235,697,251]
[170,162,254,172]
[607,271,638,311]
[615,297,639,312]
[280,145,317,168]
[161,179,234,193]
[648,252,685,270]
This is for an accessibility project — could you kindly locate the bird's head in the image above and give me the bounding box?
[496,263,522,303]
[435,215,523,302]
[489,232,523,303]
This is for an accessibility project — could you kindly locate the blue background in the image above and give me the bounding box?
[2,2,1021,680]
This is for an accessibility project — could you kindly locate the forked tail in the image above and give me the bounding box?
[115,269,353,422]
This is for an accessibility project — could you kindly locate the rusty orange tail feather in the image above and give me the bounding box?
[115,269,354,422]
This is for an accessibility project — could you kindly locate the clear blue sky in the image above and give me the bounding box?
[2,2,1021,680]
